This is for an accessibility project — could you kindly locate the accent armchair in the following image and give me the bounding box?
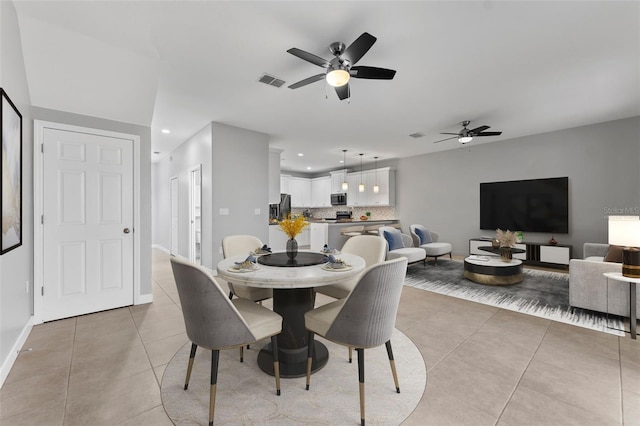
[378,226,426,266]
[409,224,453,265]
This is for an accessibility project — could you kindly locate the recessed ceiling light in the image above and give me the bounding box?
[161,129,171,134]
[298,153,304,157]
[306,167,312,170]
[339,160,344,163]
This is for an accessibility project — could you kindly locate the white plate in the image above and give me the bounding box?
[250,251,271,256]
[321,264,352,272]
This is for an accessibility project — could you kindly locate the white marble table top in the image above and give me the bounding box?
[464,255,522,267]
[216,251,366,289]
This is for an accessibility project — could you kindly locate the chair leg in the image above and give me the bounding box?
[209,350,220,426]
[449,252,452,260]
[271,335,281,396]
[184,343,197,390]
[306,331,315,390]
[357,348,365,426]
[228,291,234,300]
[239,346,244,363]
[385,340,400,393]
[349,346,353,363]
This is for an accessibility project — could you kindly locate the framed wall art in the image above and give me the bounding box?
[1,88,23,255]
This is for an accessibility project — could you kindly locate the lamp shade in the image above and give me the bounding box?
[326,69,350,87]
[608,216,640,247]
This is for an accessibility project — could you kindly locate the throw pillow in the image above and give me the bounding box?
[383,230,404,251]
[415,227,432,245]
[604,245,624,263]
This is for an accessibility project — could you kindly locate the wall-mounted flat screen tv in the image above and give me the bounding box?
[480,177,569,233]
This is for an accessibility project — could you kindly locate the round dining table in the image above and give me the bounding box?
[217,251,365,378]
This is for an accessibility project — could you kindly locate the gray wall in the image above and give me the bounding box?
[0,0,34,372]
[395,116,640,258]
[153,123,213,260]
[153,122,269,268]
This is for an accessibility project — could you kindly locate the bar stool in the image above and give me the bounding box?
[364,224,382,235]
[340,225,365,237]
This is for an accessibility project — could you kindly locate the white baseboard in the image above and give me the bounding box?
[152,244,170,254]
[0,316,34,388]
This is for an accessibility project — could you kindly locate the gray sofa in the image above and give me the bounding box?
[569,243,639,316]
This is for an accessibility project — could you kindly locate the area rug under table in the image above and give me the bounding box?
[404,259,624,336]
[161,328,426,425]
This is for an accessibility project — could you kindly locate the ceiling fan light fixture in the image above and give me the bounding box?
[459,136,473,144]
[326,68,350,87]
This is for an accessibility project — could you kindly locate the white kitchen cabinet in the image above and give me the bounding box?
[289,177,311,207]
[311,176,331,207]
[330,170,348,194]
[368,168,395,206]
[347,173,363,206]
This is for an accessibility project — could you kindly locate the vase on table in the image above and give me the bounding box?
[286,238,298,260]
[500,246,512,262]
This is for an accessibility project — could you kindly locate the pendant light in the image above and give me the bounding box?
[373,156,380,193]
[341,149,348,191]
[358,153,365,193]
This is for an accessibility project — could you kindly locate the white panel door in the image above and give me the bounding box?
[42,128,133,321]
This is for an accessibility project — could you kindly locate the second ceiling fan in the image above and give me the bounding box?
[287,32,396,100]
[434,121,503,144]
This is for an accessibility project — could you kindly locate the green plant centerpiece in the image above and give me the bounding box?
[277,214,310,260]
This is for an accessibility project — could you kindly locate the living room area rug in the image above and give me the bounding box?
[161,328,426,425]
[404,259,625,336]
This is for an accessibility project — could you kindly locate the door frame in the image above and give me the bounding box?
[32,120,141,324]
[188,164,202,264]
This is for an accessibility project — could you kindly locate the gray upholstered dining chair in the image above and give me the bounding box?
[304,257,408,426]
[170,256,283,426]
[222,235,273,303]
[409,224,453,265]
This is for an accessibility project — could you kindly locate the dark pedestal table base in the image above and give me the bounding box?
[257,287,329,378]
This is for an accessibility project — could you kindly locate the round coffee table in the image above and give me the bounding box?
[463,256,523,285]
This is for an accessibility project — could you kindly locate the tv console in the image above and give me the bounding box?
[469,238,572,270]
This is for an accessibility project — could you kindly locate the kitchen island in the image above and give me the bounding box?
[309,219,399,251]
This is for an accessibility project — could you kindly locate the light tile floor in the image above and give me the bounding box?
[1,249,639,425]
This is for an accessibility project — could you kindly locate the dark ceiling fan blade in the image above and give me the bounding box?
[342,32,377,65]
[335,83,350,100]
[475,131,502,136]
[440,132,461,135]
[287,48,331,68]
[470,125,490,133]
[350,66,396,80]
[433,136,458,144]
[288,73,326,89]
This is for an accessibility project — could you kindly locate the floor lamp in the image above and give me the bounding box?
[608,215,640,278]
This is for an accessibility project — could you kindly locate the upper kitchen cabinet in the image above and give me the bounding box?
[347,168,395,206]
[311,176,331,207]
[289,177,312,207]
[369,168,395,206]
[330,170,348,194]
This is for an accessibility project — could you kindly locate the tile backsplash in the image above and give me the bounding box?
[292,206,396,220]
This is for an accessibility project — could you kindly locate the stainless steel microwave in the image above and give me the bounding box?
[330,193,347,206]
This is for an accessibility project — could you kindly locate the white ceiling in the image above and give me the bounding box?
[13,1,640,173]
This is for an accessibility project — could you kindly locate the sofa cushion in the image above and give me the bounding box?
[415,227,432,245]
[604,245,624,263]
[383,230,404,251]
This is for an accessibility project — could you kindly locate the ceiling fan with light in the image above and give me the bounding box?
[433,120,503,144]
[287,32,396,100]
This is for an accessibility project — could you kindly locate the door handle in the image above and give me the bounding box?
[123,228,130,234]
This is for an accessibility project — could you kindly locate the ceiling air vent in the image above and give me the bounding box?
[259,74,285,88]
[409,132,425,139]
